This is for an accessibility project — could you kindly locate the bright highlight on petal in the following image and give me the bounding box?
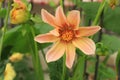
[55,6,68,27]
[76,26,101,37]
[35,6,101,69]
[73,38,96,55]
[66,43,76,69]
[41,9,58,28]
[46,41,65,62]
[50,29,60,36]
[34,33,58,43]
[67,10,80,29]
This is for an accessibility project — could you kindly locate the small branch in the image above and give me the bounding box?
[94,9,103,80]
[0,0,11,60]
[60,0,64,9]
[30,26,44,80]
[118,60,120,80]
[92,0,106,25]
[61,54,66,80]
[84,59,89,80]
[94,55,100,80]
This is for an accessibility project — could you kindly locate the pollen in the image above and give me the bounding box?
[61,30,74,42]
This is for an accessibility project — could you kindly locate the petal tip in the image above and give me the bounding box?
[41,9,46,16]
[57,5,62,9]
[34,36,38,42]
[41,8,46,12]
[46,56,52,63]
[66,63,72,69]
[96,26,102,31]
[98,26,101,30]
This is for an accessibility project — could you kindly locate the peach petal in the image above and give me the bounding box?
[34,33,58,43]
[46,41,65,62]
[41,9,58,28]
[75,26,101,37]
[66,43,76,69]
[72,38,95,55]
[55,6,68,27]
[67,10,80,29]
[50,29,60,36]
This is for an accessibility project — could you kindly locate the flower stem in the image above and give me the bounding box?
[61,54,66,80]
[118,60,120,80]
[71,56,85,80]
[94,14,103,80]
[60,0,64,9]
[92,0,106,25]
[91,0,105,79]
[0,0,11,60]
[30,26,44,80]
[94,55,100,80]
[83,58,89,80]
[93,6,104,80]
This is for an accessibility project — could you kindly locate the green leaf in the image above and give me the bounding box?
[103,7,120,34]
[28,3,32,11]
[3,25,31,53]
[35,22,53,34]
[2,21,53,55]
[49,0,56,7]
[78,2,100,26]
[116,50,120,73]
[101,34,120,52]
[98,63,116,80]
[14,59,36,80]
[48,58,63,80]
[96,42,109,56]
[31,14,42,23]
[0,8,7,18]
[0,61,6,76]
[71,50,85,80]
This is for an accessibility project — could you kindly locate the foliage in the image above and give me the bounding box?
[0,0,120,80]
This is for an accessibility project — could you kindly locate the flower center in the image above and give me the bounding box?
[60,30,74,42]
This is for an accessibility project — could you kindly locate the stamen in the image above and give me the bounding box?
[60,30,74,42]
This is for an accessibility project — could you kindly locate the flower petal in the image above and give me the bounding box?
[55,6,68,27]
[75,26,101,37]
[66,43,76,69]
[34,33,58,43]
[50,29,60,36]
[72,38,95,55]
[46,41,65,62]
[41,9,58,28]
[67,10,80,29]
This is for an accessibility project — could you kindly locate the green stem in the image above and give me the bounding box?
[61,54,66,80]
[40,47,45,58]
[30,26,44,80]
[92,0,106,25]
[60,0,64,8]
[92,1,105,80]
[0,0,11,60]
[71,56,85,80]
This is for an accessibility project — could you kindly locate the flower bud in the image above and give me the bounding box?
[108,0,119,9]
[9,52,24,62]
[10,1,30,24]
[96,43,109,56]
[4,63,16,80]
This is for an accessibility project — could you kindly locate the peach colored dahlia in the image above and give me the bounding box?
[34,6,101,69]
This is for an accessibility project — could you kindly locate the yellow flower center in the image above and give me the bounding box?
[60,29,74,42]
